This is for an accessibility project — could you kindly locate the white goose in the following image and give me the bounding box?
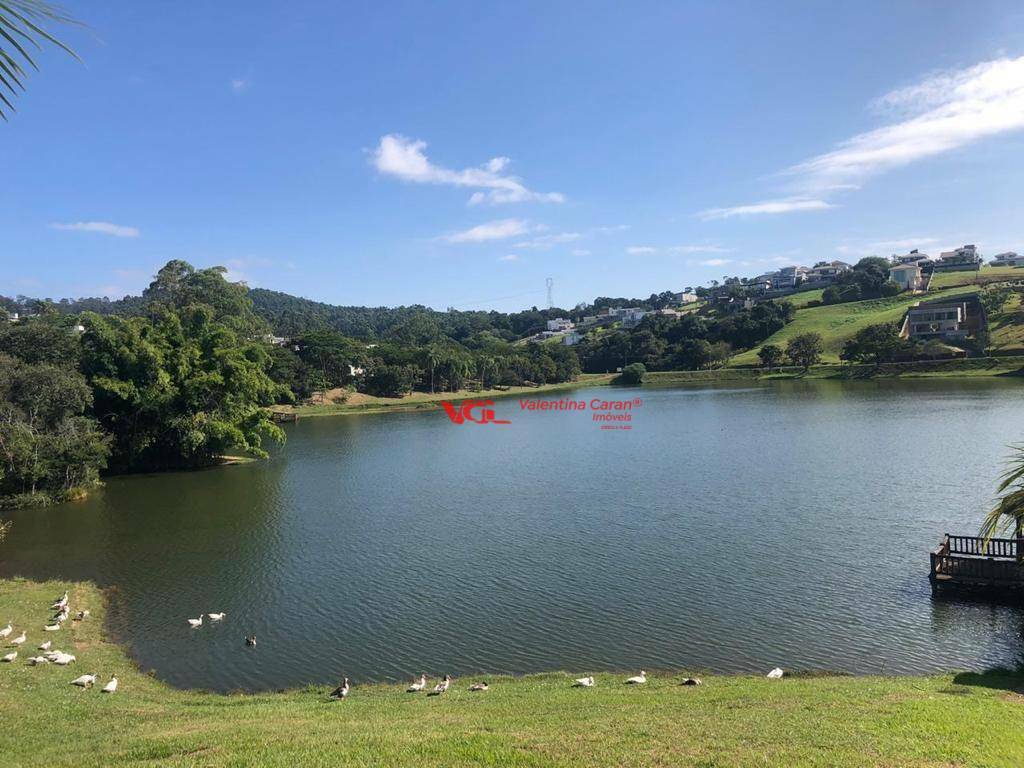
[70,674,97,688]
[428,675,451,696]
[625,670,647,685]
[766,667,784,680]
[52,592,68,610]
[573,676,595,687]
[406,674,427,692]
[28,656,49,666]
[329,677,350,700]
[38,641,51,651]
[44,624,61,632]
[207,612,226,621]
[0,623,12,638]
[52,653,76,665]
[102,676,118,693]
[187,616,203,628]
[2,651,16,663]
[10,631,26,646]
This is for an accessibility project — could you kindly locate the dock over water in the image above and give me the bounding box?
[930,534,1024,595]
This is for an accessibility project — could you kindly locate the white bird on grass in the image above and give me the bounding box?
[428,675,451,696]
[0,623,12,638]
[329,677,350,700]
[28,656,49,666]
[406,674,427,692]
[76,610,90,620]
[38,640,51,651]
[469,682,489,692]
[766,667,784,680]
[43,624,60,632]
[573,676,595,687]
[52,653,76,665]
[10,631,26,646]
[681,677,702,686]
[2,651,16,663]
[207,612,226,621]
[102,676,118,693]
[52,592,68,610]
[187,616,203,628]
[70,674,96,688]
[625,670,647,685]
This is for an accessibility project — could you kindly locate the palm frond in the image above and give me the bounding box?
[0,0,79,121]
[980,444,1024,547]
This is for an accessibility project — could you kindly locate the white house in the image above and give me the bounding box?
[992,251,1023,267]
[936,244,981,270]
[562,331,582,346]
[673,291,699,304]
[889,263,924,292]
[546,317,574,332]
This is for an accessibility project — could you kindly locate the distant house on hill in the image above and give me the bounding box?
[545,318,574,332]
[888,263,924,292]
[806,260,851,282]
[892,249,932,267]
[934,244,982,271]
[901,295,985,343]
[991,251,1023,267]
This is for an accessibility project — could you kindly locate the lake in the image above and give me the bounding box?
[3,379,1024,691]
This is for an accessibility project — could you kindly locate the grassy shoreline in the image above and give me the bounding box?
[275,373,616,418]
[2,578,1024,766]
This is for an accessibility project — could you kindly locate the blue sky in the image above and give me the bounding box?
[3,1,1024,311]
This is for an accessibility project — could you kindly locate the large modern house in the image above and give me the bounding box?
[991,251,1023,267]
[934,244,982,271]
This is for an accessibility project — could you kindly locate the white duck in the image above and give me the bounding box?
[0,623,12,638]
[573,676,595,687]
[406,674,427,692]
[207,612,226,621]
[429,675,451,696]
[766,667,784,680]
[43,624,61,632]
[52,591,68,610]
[70,674,97,688]
[2,651,17,663]
[10,631,26,646]
[28,656,49,666]
[52,653,76,665]
[329,677,350,700]
[38,640,51,651]
[76,610,90,620]
[102,676,118,693]
[625,670,647,685]
[469,681,489,692]
[187,616,203,628]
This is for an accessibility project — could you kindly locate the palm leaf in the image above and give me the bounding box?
[980,444,1024,547]
[0,0,79,121]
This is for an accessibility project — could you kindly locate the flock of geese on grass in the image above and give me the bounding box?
[1,591,116,693]
[4,594,791,700]
[323,667,788,701]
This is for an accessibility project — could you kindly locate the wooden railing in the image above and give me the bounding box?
[931,533,1024,588]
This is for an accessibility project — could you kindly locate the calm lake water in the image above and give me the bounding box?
[3,379,1024,691]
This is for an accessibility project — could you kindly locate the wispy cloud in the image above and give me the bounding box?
[372,134,564,205]
[442,219,534,243]
[667,244,733,254]
[696,258,732,267]
[497,254,519,262]
[698,198,833,221]
[230,78,248,93]
[571,248,592,256]
[625,246,657,255]
[51,221,140,238]
[701,56,1024,219]
[514,231,581,249]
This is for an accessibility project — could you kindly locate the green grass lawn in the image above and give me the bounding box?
[989,293,1024,355]
[3,578,1024,767]
[929,265,1022,289]
[731,286,980,365]
[780,287,825,308]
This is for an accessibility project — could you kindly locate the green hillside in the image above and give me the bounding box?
[730,286,980,365]
[929,264,1022,289]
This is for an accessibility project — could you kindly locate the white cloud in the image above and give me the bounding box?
[696,258,732,267]
[497,254,519,262]
[571,248,591,256]
[626,246,658,255]
[698,198,833,220]
[667,244,733,254]
[515,232,582,248]
[442,219,533,243]
[230,78,248,92]
[51,221,140,238]
[700,56,1024,218]
[372,134,564,205]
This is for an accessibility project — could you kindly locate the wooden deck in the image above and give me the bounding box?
[930,533,1024,594]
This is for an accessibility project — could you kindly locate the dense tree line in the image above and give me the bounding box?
[576,300,794,373]
[822,257,901,305]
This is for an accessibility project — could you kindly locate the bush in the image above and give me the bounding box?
[614,362,646,386]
